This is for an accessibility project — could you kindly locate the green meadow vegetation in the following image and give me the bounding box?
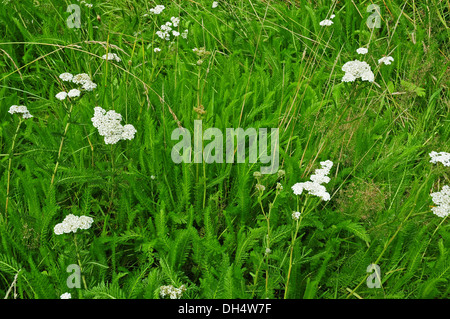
[0,0,449,299]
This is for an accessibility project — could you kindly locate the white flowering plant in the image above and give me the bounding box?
[429,151,450,218]
[142,7,189,55]
[53,212,95,292]
[55,72,97,101]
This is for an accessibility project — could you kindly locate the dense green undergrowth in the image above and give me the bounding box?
[0,0,449,299]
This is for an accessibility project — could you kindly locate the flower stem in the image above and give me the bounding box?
[50,103,74,188]
[3,118,23,223]
[284,196,308,299]
[258,190,279,298]
[107,144,116,214]
[73,233,88,290]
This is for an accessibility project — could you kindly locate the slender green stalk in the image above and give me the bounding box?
[108,144,116,213]
[50,103,74,188]
[4,117,23,222]
[257,187,279,298]
[284,196,308,299]
[73,233,88,291]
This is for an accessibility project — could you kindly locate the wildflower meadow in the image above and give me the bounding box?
[0,0,449,302]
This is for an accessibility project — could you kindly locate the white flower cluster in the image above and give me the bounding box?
[71,73,91,85]
[101,52,121,62]
[80,1,93,8]
[91,106,137,144]
[356,47,368,55]
[255,183,266,192]
[68,89,81,98]
[56,89,81,100]
[430,185,450,218]
[171,16,180,27]
[378,56,394,65]
[8,105,33,119]
[429,151,450,167]
[319,14,335,26]
[212,1,219,8]
[59,72,73,81]
[149,4,165,15]
[160,285,186,299]
[55,92,68,100]
[291,160,333,201]
[341,60,375,83]
[54,214,94,235]
[156,17,185,41]
[60,292,71,299]
[56,72,97,100]
[82,81,97,91]
[429,151,450,218]
[292,211,301,220]
[193,47,211,65]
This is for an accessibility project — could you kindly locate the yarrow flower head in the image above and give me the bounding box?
[54,214,94,235]
[149,5,165,14]
[429,151,450,167]
[170,16,180,27]
[80,1,92,8]
[356,47,368,55]
[59,72,73,82]
[430,185,450,218]
[291,160,333,201]
[255,183,266,192]
[320,14,335,26]
[156,30,170,41]
[72,73,92,85]
[67,89,81,98]
[91,107,137,144]
[193,47,211,65]
[8,105,33,119]
[160,285,186,299]
[121,124,138,141]
[55,91,68,101]
[82,80,97,91]
[253,171,262,178]
[157,23,172,41]
[319,19,333,26]
[101,53,121,63]
[341,60,374,83]
[212,1,219,8]
[292,181,331,201]
[155,17,187,42]
[60,292,71,299]
[378,56,394,65]
[292,211,301,221]
[56,72,97,97]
